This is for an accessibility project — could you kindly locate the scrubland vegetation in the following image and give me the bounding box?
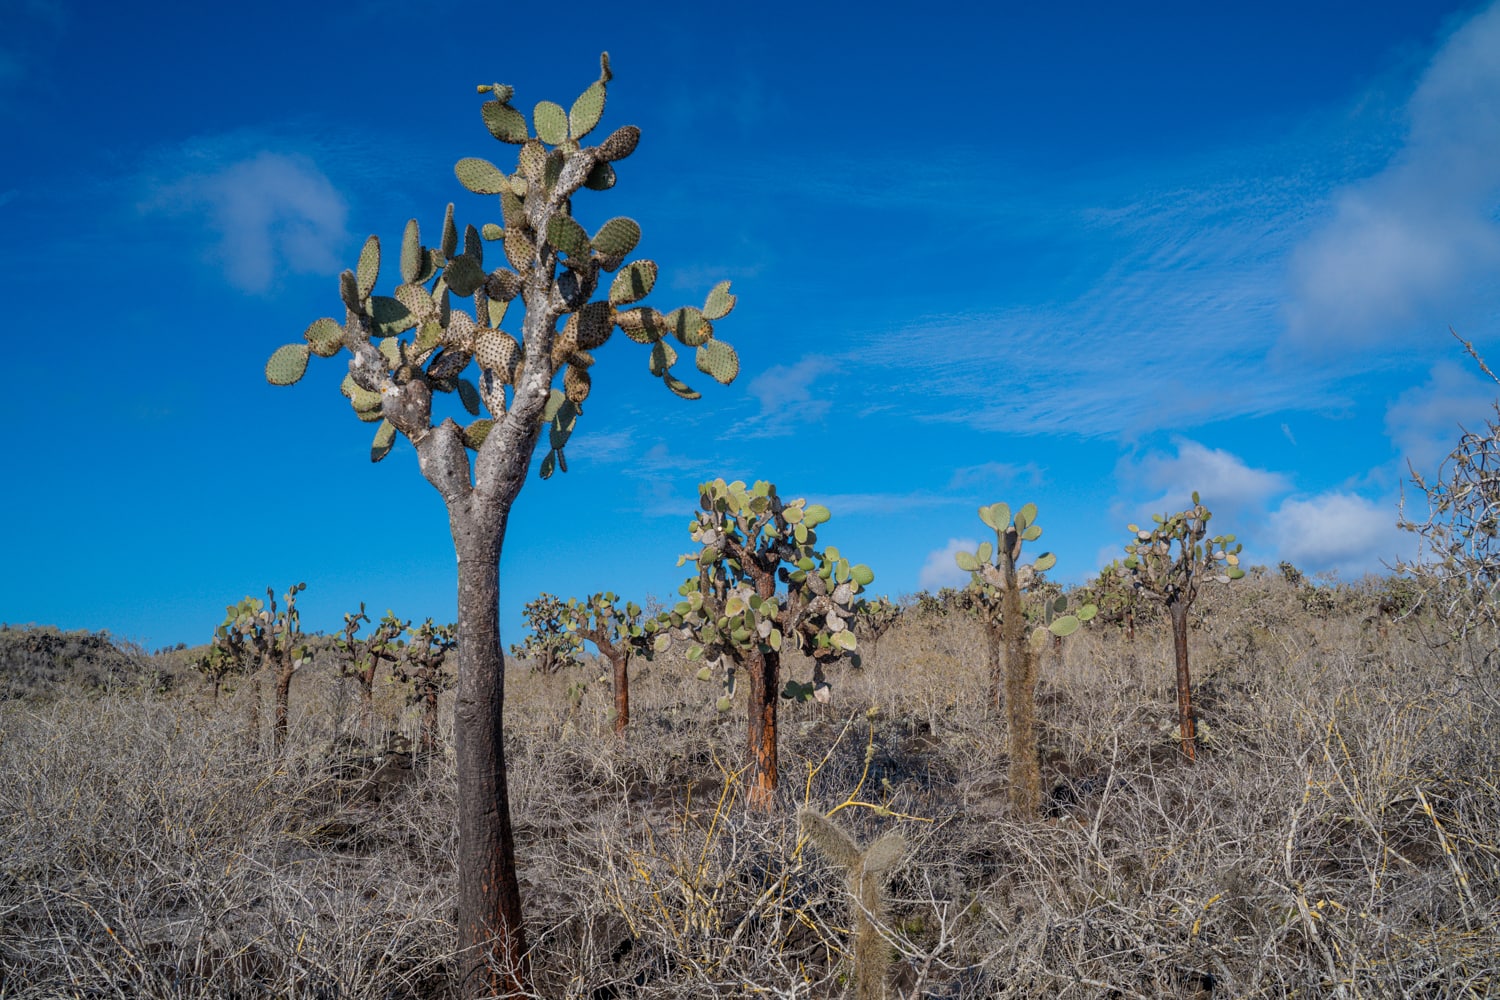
[2,569,1496,998]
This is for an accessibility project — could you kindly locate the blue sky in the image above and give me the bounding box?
[4,1,1500,649]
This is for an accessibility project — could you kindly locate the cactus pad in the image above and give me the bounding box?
[356,235,380,300]
[400,219,422,284]
[303,317,343,358]
[583,162,616,190]
[591,217,641,261]
[504,229,536,271]
[696,340,739,384]
[456,378,482,416]
[609,260,657,305]
[546,215,591,258]
[454,157,509,195]
[532,101,569,145]
[481,100,528,143]
[444,254,486,297]
[702,280,736,321]
[475,329,520,378]
[597,125,640,163]
[371,420,397,463]
[569,83,606,140]
[266,344,310,385]
[564,364,591,403]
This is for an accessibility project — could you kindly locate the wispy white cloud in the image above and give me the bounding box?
[1384,359,1499,479]
[1121,438,1291,525]
[1284,2,1500,350]
[918,537,978,591]
[143,149,349,294]
[1270,492,1405,575]
[743,355,838,438]
[806,490,969,517]
[947,461,1045,491]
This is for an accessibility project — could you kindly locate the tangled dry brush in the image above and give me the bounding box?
[1,573,1497,998]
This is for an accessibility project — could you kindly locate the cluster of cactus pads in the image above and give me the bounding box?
[206,583,310,752]
[265,52,739,477]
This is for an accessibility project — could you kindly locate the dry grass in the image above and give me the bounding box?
[2,576,1497,997]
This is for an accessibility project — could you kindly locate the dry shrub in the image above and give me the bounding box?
[2,579,1496,997]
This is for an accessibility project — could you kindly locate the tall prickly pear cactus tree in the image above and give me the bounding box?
[392,618,457,756]
[334,604,407,728]
[1121,492,1244,762]
[266,55,738,996]
[660,479,872,812]
[510,592,582,674]
[556,592,653,736]
[955,503,1094,817]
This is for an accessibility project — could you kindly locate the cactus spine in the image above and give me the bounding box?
[1121,492,1244,761]
[659,480,872,812]
[956,503,1094,817]
[270,55,738,997]
[798,808,905,1000]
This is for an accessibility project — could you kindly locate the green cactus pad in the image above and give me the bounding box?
[532,101,569,145]
[609,260,658,305]
[456,378,482,416]
[574,301,614,350]
[569,82,606,140]
[303,317,343,358]
[499,189,526,228]
[355,402,385,422]
[583,161,616,190]
[592,217,641,259]
[485,269,522,302]
[437,202,457,260]
[444,255,486,297]
[1016,502,1038,530]
[1021,524,1042,542]
[400,219,422,284]
[564,365,591,403]
[454,157,509,195]
[695,340,739,384]
[597,124,640,162]
[369,296,416,335]
[649,340,677,377]
[371,420,397,463]
[663,374,700,400]
[1048,615,1081,638]
[504,229,536,271]
[356,235,380,300]
[481,100,528,143]
[1033,552,1057,572]
[481,223,504,241]
[377,337,402,370]
[614,306,664,344]
[659,307,701,347]
[978,502,1011,531]
[546,215,591,258]
[340,270,362,311]
[702,280,736,320]
[266,344,310,385]
[475,329,520,377]
[463,418,493,450]
[517,141,546,183]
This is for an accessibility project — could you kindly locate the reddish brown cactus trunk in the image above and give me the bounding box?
[745,646,780,812]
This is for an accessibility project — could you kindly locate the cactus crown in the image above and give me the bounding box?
[955,502,1096,649]
[270,53,739,479]
[556,591,654,663]
[1121,491,1245,606]
[656,480,873,707]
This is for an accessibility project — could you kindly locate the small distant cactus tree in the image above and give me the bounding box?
[798,808,906,1000]
[510,592,580,674]
[1120,493,1244,761]
[392,619,457,755]
[1084,560,1140,640]
[556,592,653,735]
[334,604,407,727]
[955,503,1094,817]
[210,584,310,752]
[659,480,872,812]
[852,596,901,670]
[267,55,739,995]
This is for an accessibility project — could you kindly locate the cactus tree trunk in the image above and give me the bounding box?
[272,662,292,754]
[1169,600,1196,761]
[610,651,630,736]
[452,522,529,995]
[999,539,1041,817]
[745,646,780,812]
